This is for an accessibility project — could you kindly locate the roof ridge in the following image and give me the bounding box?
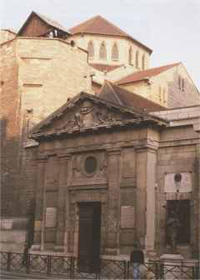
[112,82,165,107]
[34,11,69,32]
[117,62,181,85]
[69,14,128,36]
[99,81,166,112]
[96,15,129,36]
[69,15,152,53]
[105,81,124,106]
[18,11,70,35]
[69,15,100,33]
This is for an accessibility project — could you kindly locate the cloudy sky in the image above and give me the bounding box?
[1,0,200,91]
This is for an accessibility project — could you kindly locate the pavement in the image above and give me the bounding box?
[0,270,52,279]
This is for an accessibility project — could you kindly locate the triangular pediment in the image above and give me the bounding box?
[30,92,167,140]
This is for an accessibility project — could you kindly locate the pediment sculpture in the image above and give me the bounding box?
[58,100,128,131]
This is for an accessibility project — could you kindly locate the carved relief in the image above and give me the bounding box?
[57,100,130,132]
[72,156,81,177]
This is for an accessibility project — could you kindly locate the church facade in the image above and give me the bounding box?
[28,91,200,264]
[0,11,200,265]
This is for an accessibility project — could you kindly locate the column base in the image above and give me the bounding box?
[104,248,120,256]
[30,244,41,252]
[54,245,65,252]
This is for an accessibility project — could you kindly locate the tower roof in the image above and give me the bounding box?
[69,15,152,53]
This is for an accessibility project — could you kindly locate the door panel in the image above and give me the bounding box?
[78,203,101,272]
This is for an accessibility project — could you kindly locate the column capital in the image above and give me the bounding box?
[107,147,121,156]
[193,117,200,133]
[37,154,48,162]
[135,142,158,153]
[58,153,71,161]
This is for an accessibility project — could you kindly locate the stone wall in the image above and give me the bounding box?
[73,34,150,69]
[119,64,200,108]
[0,39,21,216]
[0,37,92,217]
[156,125,199,258]
[30,125,159,257]
[150,65,200,108]
[17,37,91,127]
[27,105,200,260]
[0,30,16,44]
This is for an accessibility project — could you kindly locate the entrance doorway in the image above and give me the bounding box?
[166,200,190,245]
[78,202,101,272]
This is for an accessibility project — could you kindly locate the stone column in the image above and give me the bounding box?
[55,154,70,252]
[31,155,47,251]
[106,148,121,255]
[135,145,157,256]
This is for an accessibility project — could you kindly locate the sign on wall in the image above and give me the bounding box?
[45,207,57,228]
[164,172,192,193]
[121,206,135,228]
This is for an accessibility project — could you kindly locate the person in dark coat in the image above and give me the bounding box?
[130,242,144,279]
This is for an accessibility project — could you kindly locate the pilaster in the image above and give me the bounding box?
[106,148,121,255]
[135,144,157,256]
[31,155,47,251]
[55,154,71,252]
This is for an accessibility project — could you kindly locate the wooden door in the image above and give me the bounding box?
[78,202,101,272]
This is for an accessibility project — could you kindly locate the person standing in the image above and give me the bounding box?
[130,242,144,279]
[166,209,181,252]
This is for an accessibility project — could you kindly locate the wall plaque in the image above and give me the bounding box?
[1,219,13,230]
[121,206,135,228]
[45,207,57,228]
[164,172,192,193]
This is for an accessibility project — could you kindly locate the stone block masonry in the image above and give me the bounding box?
[0,37,92,217]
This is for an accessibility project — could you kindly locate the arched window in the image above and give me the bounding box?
[142,54,145,70]
[99,42,107,60]
[112,43,119,61]
[159,86,162,102]
[88,41,94,58]
[182,79,185,91]
[129,47,132,65]
[135,50,139,68]
[178,76,181,90]
[163,88,166,104]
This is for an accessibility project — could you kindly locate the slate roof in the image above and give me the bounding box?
[117,63,180,85]
[99,81,166,112]
[18,11,71,36]
[69,15,152,53]
[90,63,122,73]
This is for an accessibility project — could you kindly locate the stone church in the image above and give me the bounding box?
[0,11,200,266]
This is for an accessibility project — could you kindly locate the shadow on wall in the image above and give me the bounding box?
[0,118,37,218]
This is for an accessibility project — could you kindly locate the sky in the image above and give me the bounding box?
[1,0,200,91]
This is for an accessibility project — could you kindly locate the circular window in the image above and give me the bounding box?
[84,156,97,175]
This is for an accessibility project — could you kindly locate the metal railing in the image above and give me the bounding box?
[0,251,199,279]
